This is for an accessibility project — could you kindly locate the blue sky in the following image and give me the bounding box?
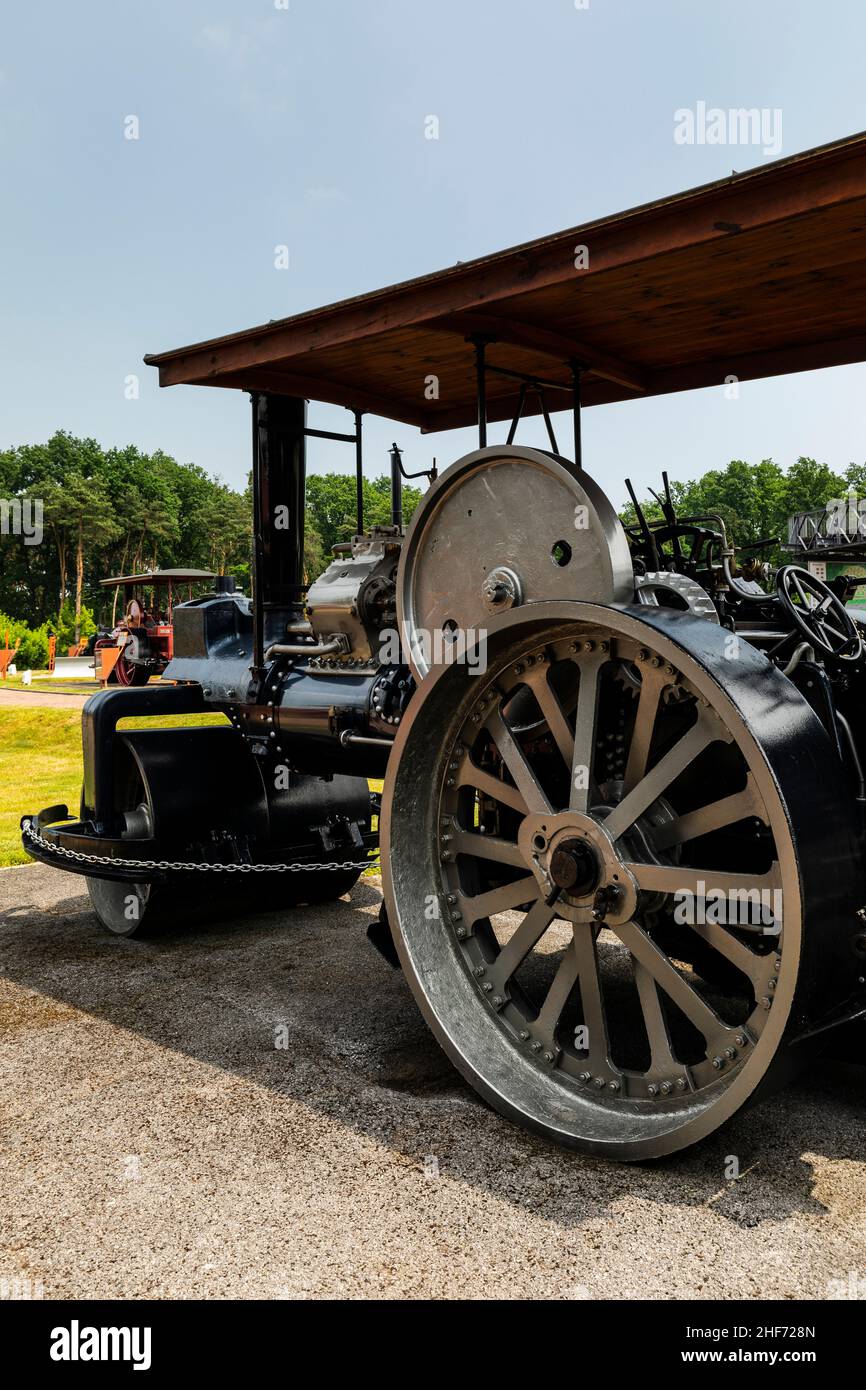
[1,0,864,507]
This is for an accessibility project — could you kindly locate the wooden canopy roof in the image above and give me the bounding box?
[145,131,866,433]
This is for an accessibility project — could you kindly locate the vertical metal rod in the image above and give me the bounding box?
[537,386,559,454]
[390,443,404,530]
[570,361,584,469]
[354,410,364,535]
[506,383,528,445]
[473,337,488,448]
[251,392,264,674]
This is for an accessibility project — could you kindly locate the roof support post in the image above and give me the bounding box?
[251,392,307,676]
[471,335,489,448]
[354,409,364,536]
[570,361,584,470]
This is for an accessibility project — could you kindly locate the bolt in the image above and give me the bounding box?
[519,1030,530,1042]
[637,648,648,662]
[648,1084,658,1097]
[531,1041,542,1053]
[599,641,609,653]
[761,996,772,1010]
[659,1081,671,1095]
[579,1071,592,1083]
[773,956,781,972]
[584,640,595,652]
[676,1078,687,1091]
[455,926,467,939]
[768,978,776,991]
[544,1051,554,1063]
[609,1080,620,1093]
[735,1034,746,1047]
[474,965,485,977]
[724,1046,736,1060]
[712,1056,724,1070]
[482,982,493,993]
[593,1076,605,1089]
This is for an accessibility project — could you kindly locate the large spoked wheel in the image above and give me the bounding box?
[382,602,863,1160]
[113,645,150,686]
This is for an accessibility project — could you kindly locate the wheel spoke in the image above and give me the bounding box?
[613,919,728,1043]
[792,572,810,609]
[622,861,780,899]
[633,961,678,1074]
[457,762,528,816]
[687,920,764,985]
[524,668,575,768]
[451,831,526,869]
[622,665,667,795]
[603,717,720,842]
[649,776,765,850]
[569,651,607,813]
[571,927,610,1069]
[533,937,580,1044]
[460,875,540,925]
[488,898,557,990]
[487,709,553,814]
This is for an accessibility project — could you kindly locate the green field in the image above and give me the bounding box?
[1,707,228,867]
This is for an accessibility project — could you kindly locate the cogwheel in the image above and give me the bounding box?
[614,659,641,697]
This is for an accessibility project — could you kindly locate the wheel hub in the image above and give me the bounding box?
[519,811,638,924]
[549,837,599,894]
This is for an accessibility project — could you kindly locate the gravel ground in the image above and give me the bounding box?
[1,862,865,1301]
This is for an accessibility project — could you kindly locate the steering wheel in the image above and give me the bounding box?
[776,565,862,662]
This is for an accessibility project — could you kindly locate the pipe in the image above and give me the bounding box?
[782,641,815,677]
[264,638,345,661]
[339,731,393,749]
[723,552,771,600]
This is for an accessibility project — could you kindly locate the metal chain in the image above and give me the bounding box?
[21,820,379,875]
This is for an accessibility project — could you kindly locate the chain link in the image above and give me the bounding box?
[21,820,379,875]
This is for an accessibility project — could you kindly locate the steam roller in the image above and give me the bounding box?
[23,428,866,1159]
[24,130,866,1159]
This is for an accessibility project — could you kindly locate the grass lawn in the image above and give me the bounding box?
[2,706,384,869]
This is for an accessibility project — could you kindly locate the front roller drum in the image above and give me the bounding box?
[382,601,865,1160]
[86,726,371,936]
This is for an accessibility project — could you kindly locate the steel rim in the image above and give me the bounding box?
[383,607,810,1159]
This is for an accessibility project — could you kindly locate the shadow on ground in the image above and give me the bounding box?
[2,867,865,1235]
